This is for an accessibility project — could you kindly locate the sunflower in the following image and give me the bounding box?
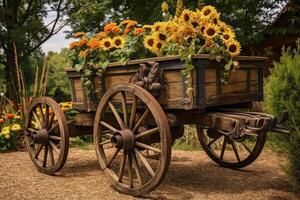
[200,5,219,21]
[180,9,192,23]
[226,40,241,57]
[152,22,167,32]
[161,1,169,13]
[203,23,220,39]
[190,12,201,28]
[142,25,153,32]
[154,31,168,43]
[74,32,85,38]
[152,41,165,55]
[143,35,155,50]
[96,32,107,39]
[219,21,234,32]
[204,39,215,49]
[166,21,178,33]
[112,36,125,48]
[221,30,235,44]
[101,38,113,51]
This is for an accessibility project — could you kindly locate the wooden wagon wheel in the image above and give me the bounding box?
[24,97,69,174]
[94,83,171,196]
[196,127,266,169]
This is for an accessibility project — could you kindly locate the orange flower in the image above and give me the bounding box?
[6,114,14,119]
[134,28,144,36]
[0,118,5,124]
[121,20,137,26]
[104,22,118,33]
[96,32,107,39]
[77,38,88,47]
[111,26,120,33]
[87,38,102,49]
[74,32,85,38]
[69,41,78,49]
[124,26,134,35]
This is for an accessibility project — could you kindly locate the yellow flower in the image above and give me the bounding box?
[204,39,215,49]
[152,22,167,32]
[74,32,85,38]
[154,31,168,43]
[152,41,165,55]
[190,12,201,28]
[226,40,241,57]
[1,126,11,136]
[142,25,153,32]
[166,21,178,33]
[143,35,155,50]
[4,134,10,139]
[101,38,113,51]
[161,1,169,13]
[221,30,235,44]
[200,5,219,21]
[203,23,220,39]
[79,49,89,58]
[112,36,126,48]
[11,124,22,132]
[180,9,192,23]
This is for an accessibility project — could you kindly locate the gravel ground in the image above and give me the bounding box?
[0,148,299,200]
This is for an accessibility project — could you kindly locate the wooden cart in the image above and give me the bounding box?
[24,54,285,196]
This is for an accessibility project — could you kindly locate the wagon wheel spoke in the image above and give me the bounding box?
[241,142,252,154]
[135,142,161,153]
[100,139,111,146]
[132,152,143,186]
[100,121,119,133]
[132,108,150,133]
[108,101,125,129]
[47,111,55,130]
[49,135,61,141]
[207,134,222,148]
[48,123,59,134]
[32,111,42,130]
[129,96,137,129]
[135,127,159,139]
[118,151,127,182]
[128,152,134,188]
[231,142,241,162]
[45,105,49,128]
[43,145,48,167]
[121,92,128,127]
[106,148,120,167]
[134,148,155,177]
[49,145,55,166]
[49,140,60,155]
[37,104,46,128]
[34,145,44,158]
[220,136,227,160]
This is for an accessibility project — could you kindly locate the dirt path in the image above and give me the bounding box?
[0,148,298,200]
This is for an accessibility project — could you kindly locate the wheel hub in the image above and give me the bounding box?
[111,129,135,150]
[31,129,49,145]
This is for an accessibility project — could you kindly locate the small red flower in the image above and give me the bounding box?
[0,118,4,124]
[6,114,15,119]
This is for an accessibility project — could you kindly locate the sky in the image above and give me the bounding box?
[41,25,73,53]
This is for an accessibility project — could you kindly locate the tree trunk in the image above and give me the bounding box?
[5,48,19,101]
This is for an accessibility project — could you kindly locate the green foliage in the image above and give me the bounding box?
[46,49,73,101]
[264,39,300,191]
[173,125,200,151]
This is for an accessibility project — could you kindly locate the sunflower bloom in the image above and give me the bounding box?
[155,31,168,43]
[221,30,235,44]
[74,32,85,38]
[112,36,125,48]
[200,5,219,21]
[143,35,155,50]
[152,22,167,32]
[226,40,241,57]
[142,25,153,32]
[203,23,220,39]
[180,9,192,23]
[101,38,113,51]
[161,1,169,13]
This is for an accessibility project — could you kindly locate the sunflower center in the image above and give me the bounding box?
[159,33,167,41]
[204,10,211,16]
[147,39,154,47]
[229,44,237,53]
[155,26,161,31]
[184,14,190,22]
[104,41,111,48]
[213,18,218,25]
[115,39,121,46]
[207,28,216,36]
[201,26,206,33]
[223,34,230,40]
[157,43,162,49]
[192,22,199,28]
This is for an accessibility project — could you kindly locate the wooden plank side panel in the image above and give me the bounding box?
[74,78,84,102]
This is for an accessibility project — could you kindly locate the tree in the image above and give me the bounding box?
[0,0,69,100]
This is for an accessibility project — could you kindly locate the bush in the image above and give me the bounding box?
[264,39,300,191]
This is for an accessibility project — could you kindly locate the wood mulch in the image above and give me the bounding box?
[0,148,299,200]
